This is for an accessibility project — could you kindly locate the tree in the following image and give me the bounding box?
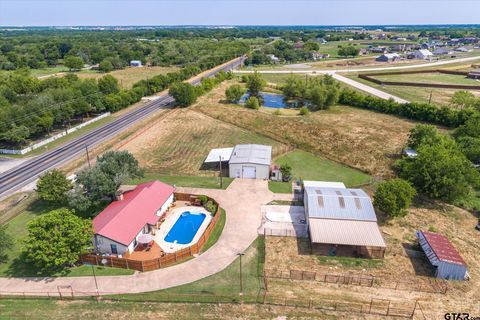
[98,75,120,94]
[1,124,30,146]
[225,84,245,103]
[280,164,292,182]
[450,91,479,110]
[407,124,442,150]
[35,169,72,204]
[396,137,480,202]
[71,150,143,211]
[245,72,266,97]
[0,226,13,263]
[169,82,197,107]
[338,46,360,57]
[98,59,114,73]
[245,96,260,109]
[453,113,480,140]
[456,136,480,164]
[64,56,84,71]
[374,179,416,218]
[24,209,93,271]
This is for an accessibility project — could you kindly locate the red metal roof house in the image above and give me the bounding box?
[93,181,175,256]
[416,230,468,280]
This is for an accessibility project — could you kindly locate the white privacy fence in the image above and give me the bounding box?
[0,113,111,155]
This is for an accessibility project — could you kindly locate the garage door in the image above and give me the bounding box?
[242,166,256,179]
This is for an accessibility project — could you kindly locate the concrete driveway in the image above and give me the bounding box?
[0,179,276,296]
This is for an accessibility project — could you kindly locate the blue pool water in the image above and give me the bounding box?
[239,92,287,108]
[164,211,207,245]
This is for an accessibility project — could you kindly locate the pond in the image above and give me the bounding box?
[239,92,289,109]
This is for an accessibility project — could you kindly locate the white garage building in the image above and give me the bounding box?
[204,144,272,179]
[229,144,272,179]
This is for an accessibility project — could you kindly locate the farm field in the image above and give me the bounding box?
[264,199,480,319]
[269,150,371,193]
[372,71,480,85]
[77,66,180,89]
[115,108,291,176]
[193,81,419,178]
[349,74,480,104]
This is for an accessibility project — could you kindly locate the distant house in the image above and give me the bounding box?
[294,42,304,49]
[312,52,330,60]
[433,48,454,56]
[376,53,401,62]
[130,60,142,67]
[92,181,175,256]
[266,54,280,64]
[315,38,327,44]
[411,49,434,60]
[369,46,388,54]
[454,46,473,53]
[304,183,386,259]
[467,70,480,79]
[416,231,468,280]
[359,48,369,56]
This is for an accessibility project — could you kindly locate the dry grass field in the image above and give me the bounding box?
[77,66,179,89]
[264,200,480,319]
[193,81,420,178]
[115,108,291,176]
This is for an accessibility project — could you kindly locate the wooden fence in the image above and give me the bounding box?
[264,268,448,294]
[262,293,420,319]
[80,192,222,272]
[359,69,480,90]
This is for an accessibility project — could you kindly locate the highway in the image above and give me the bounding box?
[0,57,246,200]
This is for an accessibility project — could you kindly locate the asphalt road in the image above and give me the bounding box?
[0,57,245,200]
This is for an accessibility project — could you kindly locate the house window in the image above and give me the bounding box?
[111,244,118,254]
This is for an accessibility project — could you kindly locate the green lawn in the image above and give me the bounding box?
[201,209,226,253]
[268,150,371,193]
[130,173,233,190]
[0,198,133,277]
[109,237,265,303]
[373,72,479,86]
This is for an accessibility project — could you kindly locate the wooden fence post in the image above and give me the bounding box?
[386,300,391,316]
[141,260,144,272]
[369,298,373,314]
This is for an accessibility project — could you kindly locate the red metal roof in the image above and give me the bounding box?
[420,231,467,266]
[93,181,175,246]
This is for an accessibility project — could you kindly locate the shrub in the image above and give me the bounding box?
[407,124,442,150]
[373,179,416,218]
[225,84,245,103]
[197,195,208,205]
[273,109,282,116]
[245,96,260,109]
[299,106,310,116]
[280,164,292,182]
[205,200,218,214]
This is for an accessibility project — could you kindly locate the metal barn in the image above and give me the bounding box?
[228,144,272,179]
[416,231,468,281]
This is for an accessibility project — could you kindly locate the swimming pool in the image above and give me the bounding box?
[164,211,207,245]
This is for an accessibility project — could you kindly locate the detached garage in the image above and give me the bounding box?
[228,144,272,179]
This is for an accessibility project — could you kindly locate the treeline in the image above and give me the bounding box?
[281,75,341,110]
[0,30,249,71]
[0,58,236,147]
[339,88,476,128]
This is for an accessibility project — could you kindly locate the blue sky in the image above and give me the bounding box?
[0,0,479,26]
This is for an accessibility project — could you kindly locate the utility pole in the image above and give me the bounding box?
[91,264,99,299]
[238,252,245,302]
[85,145,91,169]
[428,90,433,104]
[219,155,223,189]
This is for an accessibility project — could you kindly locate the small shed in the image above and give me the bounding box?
[228,144,272,179]
[130,60,142,67]
[416,231,468,280]
[376,53,400,62]
[467,70,480,79]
